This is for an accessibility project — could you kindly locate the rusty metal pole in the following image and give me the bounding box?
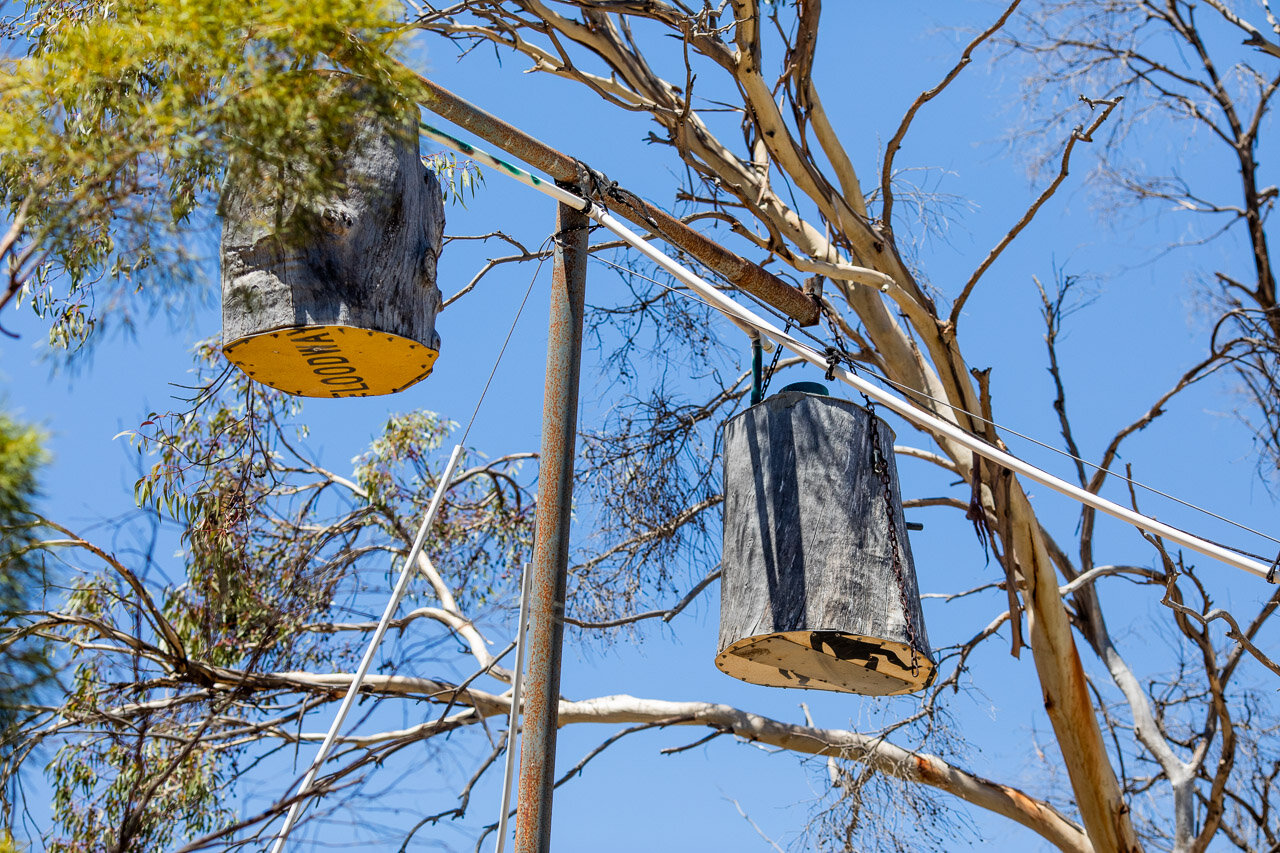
[411,72,819,327]
[513,200,588,853]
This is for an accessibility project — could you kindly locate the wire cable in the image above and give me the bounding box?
[585,250,1280,553]
[269,239,553,852]
[460,236,554,444]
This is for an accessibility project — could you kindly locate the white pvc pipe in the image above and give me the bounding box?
[494,563,533,853]
[270,443,467,853]
[419,125,1273,580]
[420,121,759,342]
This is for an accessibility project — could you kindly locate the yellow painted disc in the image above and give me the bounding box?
[223,325,439,398]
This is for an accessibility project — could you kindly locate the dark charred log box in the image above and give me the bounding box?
[220,83,444,398]
[717,389,936,695]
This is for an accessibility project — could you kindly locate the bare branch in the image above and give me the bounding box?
[880,0,1025,228]
[950,98,1120,329]
[1201,0,1280,61]
[564,567,721,629]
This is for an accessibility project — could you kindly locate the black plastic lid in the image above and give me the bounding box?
[776,381,830,397]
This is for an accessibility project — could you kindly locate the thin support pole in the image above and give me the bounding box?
[513,202,589,853]
[270,443,466,853]
[494,563,534,853]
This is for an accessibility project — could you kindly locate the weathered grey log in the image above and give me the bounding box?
[220,81,444,398]
[717,390,936,695]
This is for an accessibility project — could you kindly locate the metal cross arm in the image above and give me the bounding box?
[410,72,821,328]
[417,121,1275,583]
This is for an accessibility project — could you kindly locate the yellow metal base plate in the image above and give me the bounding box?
[715,630,936,696]
[223,325,438,398]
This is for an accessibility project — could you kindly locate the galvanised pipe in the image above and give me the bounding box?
[513,202,589,853]
[412,74,820,327]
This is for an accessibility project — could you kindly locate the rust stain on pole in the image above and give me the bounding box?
[413,72,820,327]
[513,202,588,853]
[415,72,576,184]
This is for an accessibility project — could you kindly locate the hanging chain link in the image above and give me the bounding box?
[757,318,793,399]
[821,303,850,381]
[819,298,922,679]
[862,393,921,679]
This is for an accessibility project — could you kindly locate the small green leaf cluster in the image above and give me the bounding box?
[354,409,455,510]
[423,151,485,206]
[0,411,51,755]
[1,0,414,350]
[354,411,535,608]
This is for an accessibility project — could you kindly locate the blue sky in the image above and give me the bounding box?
[6,2,1279,851]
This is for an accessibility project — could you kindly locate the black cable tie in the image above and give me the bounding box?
[1267,549,1280,583]
[823,346,840,381]
[564,158,612,204]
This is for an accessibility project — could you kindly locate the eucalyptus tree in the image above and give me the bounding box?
[1004,0,1280,485]
[1,1,1279,852]
[0,412,48,745]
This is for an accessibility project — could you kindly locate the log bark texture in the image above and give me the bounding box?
[718,390,935,695]
[219,80,444,397]
[221,118,443,342]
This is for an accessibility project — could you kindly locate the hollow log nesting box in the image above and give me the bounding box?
[220,87,444,398]
[717,389,936,695]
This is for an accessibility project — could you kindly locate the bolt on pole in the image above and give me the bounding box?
[513,201,588,852]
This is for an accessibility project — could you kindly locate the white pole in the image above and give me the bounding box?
[590,207,1273,579]
[494,563,534,853]
[420,123,1274,581]
[270,443,467,853]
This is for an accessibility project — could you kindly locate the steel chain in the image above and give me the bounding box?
[819,300,921,679]
[862,393,921,678]
[757,318,793,398]
[821,303,850,380]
